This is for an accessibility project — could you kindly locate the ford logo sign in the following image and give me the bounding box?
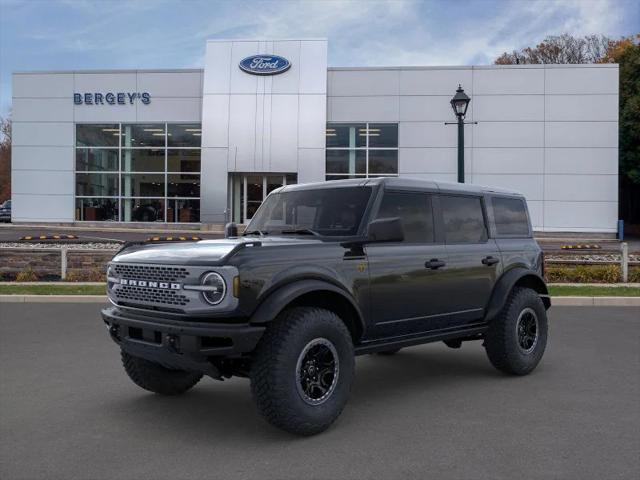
[239,55,291,76]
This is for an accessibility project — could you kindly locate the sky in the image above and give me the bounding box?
[0,0,638,116]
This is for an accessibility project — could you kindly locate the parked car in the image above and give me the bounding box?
[0,199,11,222]
[101,177,550,435]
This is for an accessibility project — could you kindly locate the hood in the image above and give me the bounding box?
[112,235,325,266]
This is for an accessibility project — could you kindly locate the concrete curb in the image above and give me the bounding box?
[1,295,639,306]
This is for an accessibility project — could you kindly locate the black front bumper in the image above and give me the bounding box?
[101,306,265,376]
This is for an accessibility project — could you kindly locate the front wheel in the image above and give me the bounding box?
[250,307,355,436]
[484,287,548,375]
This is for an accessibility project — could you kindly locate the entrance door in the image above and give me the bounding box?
[230,174,296,224]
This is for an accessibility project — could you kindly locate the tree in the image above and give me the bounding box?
[495,34,611,65]
[0,116,10,202]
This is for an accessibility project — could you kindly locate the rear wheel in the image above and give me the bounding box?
[484,287,548,375]
[121,351,202,395]
[250,307,355,436]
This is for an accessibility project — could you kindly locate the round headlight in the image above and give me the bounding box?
[201,272,226,305]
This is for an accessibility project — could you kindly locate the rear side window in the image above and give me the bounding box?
[492,197,530,236]
[375,192,434,243]
[440,195,487,243]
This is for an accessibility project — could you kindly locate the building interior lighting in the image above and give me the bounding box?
[143,128,164,132]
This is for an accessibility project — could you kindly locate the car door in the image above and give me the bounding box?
[438,193,501,327]
[366,190,450,338]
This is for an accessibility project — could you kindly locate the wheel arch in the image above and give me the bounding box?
[485,268,550,323]
[249,279,366,342]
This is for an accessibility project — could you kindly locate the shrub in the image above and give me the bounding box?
[629,266,640,283]
[545,264,621,283]
[65,267,105,282]
[15,267,39,282]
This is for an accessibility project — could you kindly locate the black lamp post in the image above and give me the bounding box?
[449,84,471,183]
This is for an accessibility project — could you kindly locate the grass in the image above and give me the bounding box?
[0,283,638,297]
[548,285,640,297]
[0,284,106,295]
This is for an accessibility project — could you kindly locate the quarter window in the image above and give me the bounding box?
[375,192,434,243]
[440,195,488,244]
[325,123,398,180]
[492,197,530,236]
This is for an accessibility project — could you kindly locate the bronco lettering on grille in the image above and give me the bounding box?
[119,279,181,290]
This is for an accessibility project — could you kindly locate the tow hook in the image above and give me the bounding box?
[108,324,120,342]
[167,334,179,353]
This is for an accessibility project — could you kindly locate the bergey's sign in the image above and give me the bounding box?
[239,55,291,75]
[74,92,151,105]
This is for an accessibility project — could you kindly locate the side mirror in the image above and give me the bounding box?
[224,222,238,238]
[367,217,404,243]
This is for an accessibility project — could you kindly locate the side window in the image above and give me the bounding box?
[375,192,434,243]
[492,197,530,236]
[440,195,487,244]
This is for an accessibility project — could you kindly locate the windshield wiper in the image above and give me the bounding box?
[280,228,320,236]
[243,230,267,236]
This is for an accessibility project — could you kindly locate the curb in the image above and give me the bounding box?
[1,295,639,306]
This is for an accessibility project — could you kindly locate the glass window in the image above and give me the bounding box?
[121,198,165,222]
[168,174,200,198]
[326,123,366,148]
[75,148,118,172]
[167,199,200,223]
[375,192,434,243]
[441,195,488,244]
[76,173,119,197]
[493,197,530,236]
[167,149,200,173]
[121,124,165,147]
[121,149,165,172]
[75,198,119,221]
[326,150,366,175]
[121,174,165,197]
[76,124,120,147]
[368,124,398,148]
[369,150,398,174]
[168,124,202,147]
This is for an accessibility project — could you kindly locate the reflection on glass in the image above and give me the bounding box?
[267,176,283,195]
[167,199,200,223]
[368,124,398,148]
[76,173,119,197]
[75,198,119,221]
[121,124,165,147]
[75,149,118,171]
[326,123,366,148]
[246,175,263,220]
[326,150,366,174]
[121,149,165,172]
[121,198,165,222]
[167,174,200,197]
[326,174,366,181]
[76,125,120,147]
[121,174,165,197]
[167,149,200,172]
[168,124,202,147]
[368,150,398,174]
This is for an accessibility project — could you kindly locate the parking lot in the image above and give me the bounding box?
[1,303,638,480]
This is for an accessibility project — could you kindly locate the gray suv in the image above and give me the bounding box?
[102,178,550,435]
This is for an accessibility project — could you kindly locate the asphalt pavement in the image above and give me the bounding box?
[0,304,638,480]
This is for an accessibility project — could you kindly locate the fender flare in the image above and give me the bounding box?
[485,268,550,323]
[250,279,366,333]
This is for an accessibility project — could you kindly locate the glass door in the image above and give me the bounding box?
[229,174,296,223]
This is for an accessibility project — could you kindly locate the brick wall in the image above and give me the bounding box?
[0,249,116,281]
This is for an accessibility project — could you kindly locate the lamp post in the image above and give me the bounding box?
[447,85,472,183]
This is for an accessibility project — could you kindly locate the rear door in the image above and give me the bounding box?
[366,190,450,337]
[438,194,501,326]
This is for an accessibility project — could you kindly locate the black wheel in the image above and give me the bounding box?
[250,307,355,436]
[376,348,401,356]
[484,287,548,375]
[121,351,202,395]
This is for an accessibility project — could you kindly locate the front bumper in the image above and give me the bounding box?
[101,306,265,375]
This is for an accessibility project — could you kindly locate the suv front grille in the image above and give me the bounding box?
[113,264,189,282]
[114,285,190,307]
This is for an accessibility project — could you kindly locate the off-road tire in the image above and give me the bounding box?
[121,351,202,395]
[377,348,402,356]
[484,287,548,375]
[250,307,355,436]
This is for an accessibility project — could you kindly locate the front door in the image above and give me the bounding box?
[366,190,451,338]
[229,174,296,224]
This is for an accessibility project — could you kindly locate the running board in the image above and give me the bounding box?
[354,324,488,355]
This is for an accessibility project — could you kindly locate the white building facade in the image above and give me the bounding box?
[11,39,619,232]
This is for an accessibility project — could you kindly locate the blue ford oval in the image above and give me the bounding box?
[239,55,291,75]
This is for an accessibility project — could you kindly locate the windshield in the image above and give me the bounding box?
[246,186,373,237]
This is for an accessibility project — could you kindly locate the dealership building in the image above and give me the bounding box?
[11,39,619,232]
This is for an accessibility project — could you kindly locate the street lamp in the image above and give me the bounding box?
[448,84,472,183]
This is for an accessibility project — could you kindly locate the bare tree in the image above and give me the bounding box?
[495,34,611,64]
[0,116,11,202]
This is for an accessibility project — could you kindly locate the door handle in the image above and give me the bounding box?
[425,259,446,270]
[482,256,500,266]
